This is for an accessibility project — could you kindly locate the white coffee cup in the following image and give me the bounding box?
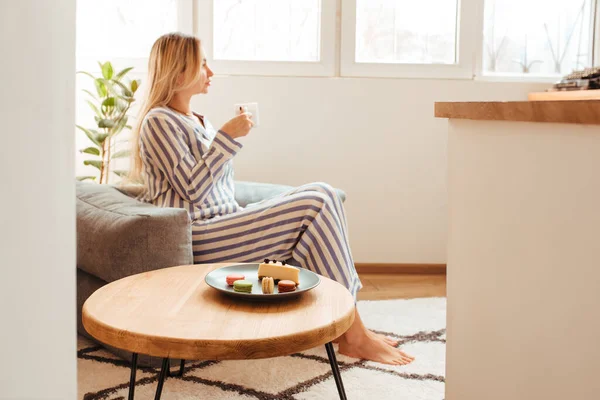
[234,102,259,127]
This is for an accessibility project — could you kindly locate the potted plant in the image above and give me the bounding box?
[77,61,140,183]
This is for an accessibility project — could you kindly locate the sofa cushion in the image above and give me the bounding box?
[76,181,193,283]
[233,181,347,208]
[116,181,347,208]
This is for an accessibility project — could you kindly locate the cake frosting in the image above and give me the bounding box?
[257,259,300,285]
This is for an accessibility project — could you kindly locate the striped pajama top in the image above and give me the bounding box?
[139,106,243,220]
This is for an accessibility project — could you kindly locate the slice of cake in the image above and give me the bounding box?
[257,259,300,285]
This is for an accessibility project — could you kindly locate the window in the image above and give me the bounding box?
[198,0,336,76]
[341,0,478,78]
[354,0,458,64]
[213,0,321,62]
[482,0,595,77]
[77,0,600,79]
[76,0,193,71]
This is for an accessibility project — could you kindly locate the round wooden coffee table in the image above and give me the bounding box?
[82,264,355,400]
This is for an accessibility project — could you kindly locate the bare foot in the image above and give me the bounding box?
[373,332,399,347]
[338,334,413,365]
[368,330,413,362]
[336,308,415,365]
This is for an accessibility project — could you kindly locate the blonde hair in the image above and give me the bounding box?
[128,32,203,184]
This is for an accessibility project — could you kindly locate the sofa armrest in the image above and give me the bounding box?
[76,182,193,282]
[234,181,347,207]
[114,183,145,199]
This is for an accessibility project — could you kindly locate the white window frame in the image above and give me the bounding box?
[197,0,337,77]
[340,0,479,79]
[76,0,194,73]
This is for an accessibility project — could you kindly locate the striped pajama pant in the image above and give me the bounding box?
[191,182,362,299]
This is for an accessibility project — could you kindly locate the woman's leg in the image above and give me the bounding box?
[192,182,413,365]
[193,183,360,294]
[283,183,403,349]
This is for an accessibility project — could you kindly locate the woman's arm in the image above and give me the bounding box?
[140,114,242,207]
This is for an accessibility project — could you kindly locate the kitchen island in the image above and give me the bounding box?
[436,100,600,400]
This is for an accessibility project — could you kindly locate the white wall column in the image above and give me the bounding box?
[0,0,77,398]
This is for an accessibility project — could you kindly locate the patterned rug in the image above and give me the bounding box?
[78,297,446,399]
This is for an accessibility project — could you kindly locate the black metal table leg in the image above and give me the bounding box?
[154,358,169,400]
[167,359,186,377]
[128,355,185,399]
[128,353,138,400]
[325,342,347,400]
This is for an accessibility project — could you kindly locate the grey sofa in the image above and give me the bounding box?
[76,180,346,365]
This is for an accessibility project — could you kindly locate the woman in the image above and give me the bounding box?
[130,32,414,366]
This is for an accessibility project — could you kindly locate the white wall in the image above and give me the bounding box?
[190,77,548,263]
[0,0,77,399]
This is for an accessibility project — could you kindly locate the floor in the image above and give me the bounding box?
[357,273,446,301]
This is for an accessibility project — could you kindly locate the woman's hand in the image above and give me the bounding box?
[220,113,254,139]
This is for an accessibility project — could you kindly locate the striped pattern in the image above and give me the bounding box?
[140,106,242,220]
[140,108,361,298]
[193,182,362,299]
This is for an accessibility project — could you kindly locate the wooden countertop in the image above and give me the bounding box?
[435,100,600,125]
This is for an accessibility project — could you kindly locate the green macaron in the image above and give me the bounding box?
[233,280,253,293]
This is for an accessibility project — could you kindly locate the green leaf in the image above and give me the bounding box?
[76,125,101,146]
[114,67,134,81]
[125,125,132,129]
[96,133,109,143]
[84,160,103,171]
[100,61,113,80]
[131,79,139,93]
[98,119,116,129]
[102,97,116,107]
[110,116,128,136]
[80,147,100,156]
[103,79,119,97]
[113,80,133,97]
[111,149,130,159]
[77,176,97,181]
[77,71,97,80]
[95,79,108,97]
[83,89,98,100]
[117,95,134,104]
[86,100,102,117]
[113,170,129,178]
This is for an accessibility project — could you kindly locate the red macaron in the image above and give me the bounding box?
[277,280,296,293]
[226,274,245,286]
